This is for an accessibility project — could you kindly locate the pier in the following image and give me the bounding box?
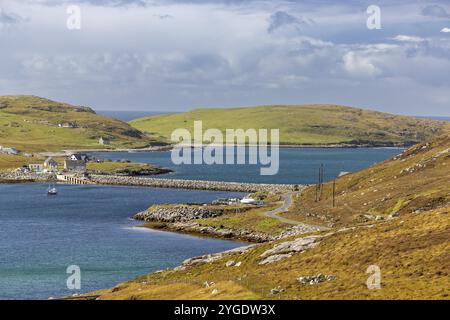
[56,174,93,185]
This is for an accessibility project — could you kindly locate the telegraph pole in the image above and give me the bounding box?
[332,179,336,208]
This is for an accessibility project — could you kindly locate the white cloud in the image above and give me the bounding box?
[342,52,381,78]
[441,28,450,33]
[392,35,425,42]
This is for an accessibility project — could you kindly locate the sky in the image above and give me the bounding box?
[0,0,450,115]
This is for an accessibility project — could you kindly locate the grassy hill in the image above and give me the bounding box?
[89,134,450,300]
[0,95,152,152]
[130,105,450,146]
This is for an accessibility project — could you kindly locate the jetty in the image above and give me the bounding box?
[56,174,93,185]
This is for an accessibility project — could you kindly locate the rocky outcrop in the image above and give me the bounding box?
[298,274,337,285]
[258,234,327,265]
[277,224,325,239]
[174,244,255,271]
[90,174,298,193]
[88,167,172,176]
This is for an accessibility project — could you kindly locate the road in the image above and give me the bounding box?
[265,192,303,225]
[265,192,328,231]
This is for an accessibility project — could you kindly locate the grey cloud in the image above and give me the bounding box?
[24,0,149,7]
[267,11,307,33]
[154,14,173,20]
[421,4,450,18]
[0,8,23,25]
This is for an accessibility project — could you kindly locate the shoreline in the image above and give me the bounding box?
[37,144,405,157]
[135,221,276,243]
[133,223,261,243]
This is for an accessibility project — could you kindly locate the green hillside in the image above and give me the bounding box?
[129,105,450,146]
[0,95,152,152]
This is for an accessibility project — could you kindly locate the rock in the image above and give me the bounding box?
[259,253,293,265]
[260,235,322,259]
[388,211,400,219]
[277,224,324,239]
[163,222,275,243]
[270,287,284,295]
[298,274,337,285]
[211,289,219,295]
[258,234,330,265]
[225,260,236,267]
[175,244,255,270]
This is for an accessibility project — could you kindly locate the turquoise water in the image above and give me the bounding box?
[0,184,244,300]
[93,147,402,184]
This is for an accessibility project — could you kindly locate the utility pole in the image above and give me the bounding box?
[332,179,336,208]
[319,163,324,201]
[315,183,318,202]
[316,165,321,201]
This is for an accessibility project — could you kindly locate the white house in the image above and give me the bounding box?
[69,153,89,162]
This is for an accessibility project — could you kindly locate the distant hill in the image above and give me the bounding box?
[0,96,153,152]
[129,105,450,146]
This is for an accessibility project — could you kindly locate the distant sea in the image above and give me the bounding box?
[97,110,175,122]
[92,147,402,185]
[415,116,450,121]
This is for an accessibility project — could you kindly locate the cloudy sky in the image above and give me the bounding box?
[1,0,450,115]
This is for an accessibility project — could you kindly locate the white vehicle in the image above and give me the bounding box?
[240,197,257,204]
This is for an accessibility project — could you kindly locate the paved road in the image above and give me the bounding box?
[265,192,329,231]
[265,192,304,225]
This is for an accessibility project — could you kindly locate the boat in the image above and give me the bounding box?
[47,187,58,195]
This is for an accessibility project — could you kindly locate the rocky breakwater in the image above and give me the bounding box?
[0,171,56,183]
[90,174,300,193]
[133,204,239,223]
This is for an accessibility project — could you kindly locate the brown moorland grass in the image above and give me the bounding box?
[88,134,450,300]
[92,207,449,300]
[281,133,450,227]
